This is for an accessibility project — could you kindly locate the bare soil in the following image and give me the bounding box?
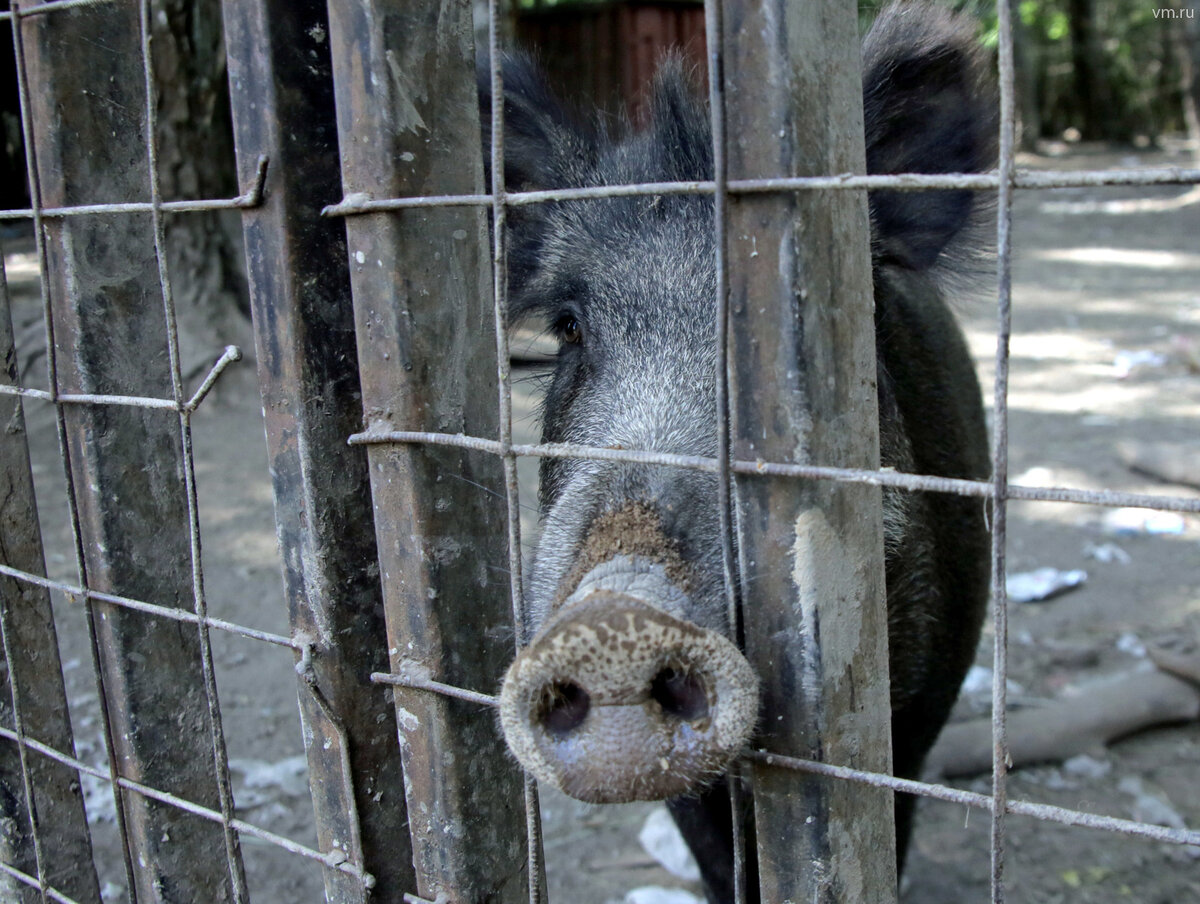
[2,142,1198,903]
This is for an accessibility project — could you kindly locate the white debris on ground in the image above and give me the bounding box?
[1006,567,1088,604]
[227,755,310,810]
[637,807,701,882]
[618,887,704,904]
[1115,632,1147,658]
[1083,541,1132,564]
[77,751,311,826]
[961,665,1025,697]
[1118,776,1188,831]
[1062,754,1112,780]
[1112,349,1168,379]
[1102,507,1186,536]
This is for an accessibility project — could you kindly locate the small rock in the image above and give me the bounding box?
[1116,632,1147,658]
[638,807,701,882]
[1083,542,1131,565]
[1063,754,1111,779]
[1118,776,1187,830]
[624,887,704,904]
[1102,508,1185,537]
[1006,567,1087,604]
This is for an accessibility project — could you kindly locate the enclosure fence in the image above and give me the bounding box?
[0,0,1197,902]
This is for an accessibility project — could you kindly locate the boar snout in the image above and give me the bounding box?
[499,587,758,803]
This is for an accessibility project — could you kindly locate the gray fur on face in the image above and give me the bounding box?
[525,201,727,636]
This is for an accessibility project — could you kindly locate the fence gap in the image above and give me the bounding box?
[325,0,532,900]
[219,0,413,900]
[717,0,897,900]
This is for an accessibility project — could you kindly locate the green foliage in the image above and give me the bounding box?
[860,0,1193,142]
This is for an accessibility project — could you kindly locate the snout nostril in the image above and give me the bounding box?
[650,667,709,721]
[537,682,590,736]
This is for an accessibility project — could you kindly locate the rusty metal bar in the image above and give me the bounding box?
[0,251,100,904]
[219,0,413,900]
[719,0,896,900]
[325,0,531,900]
[8,4,139,893]
[16,0,238,898]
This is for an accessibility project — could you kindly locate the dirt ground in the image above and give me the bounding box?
[2,142,1198,903]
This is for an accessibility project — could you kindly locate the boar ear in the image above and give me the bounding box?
[477,53,593,298]
[861,3,998,271]
[477,52,593,193]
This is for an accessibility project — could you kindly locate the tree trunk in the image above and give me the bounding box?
[1185,0,1200,159]
[1014,11,1042,149]
[1067,0,1116,140]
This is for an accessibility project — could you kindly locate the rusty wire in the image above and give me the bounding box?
[0,0,117,23]
[700,0,750,900]
[0,155,268,220]
[2,0,1198,900]
[348,428,1200,515]
[321,165,1200,216]
[990,0,1019,897]
[368,667,1200,850]
[486,1,547,899]
[0,725,372,883]
[0,561,298,649]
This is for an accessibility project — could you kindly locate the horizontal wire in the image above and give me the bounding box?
[0,0,119,22]
[359,668,1200,850]
[0,562,299,650]
[0,862,83,904]
[0,345,242,411]
[370,664,500,708]
[321,166,1200,216]
[0,155,268,220]
[348,428,1200,514]
[747,750,1200,848]
[0,726,373,883]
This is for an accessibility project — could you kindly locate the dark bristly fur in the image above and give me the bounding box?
[481,5,995,901]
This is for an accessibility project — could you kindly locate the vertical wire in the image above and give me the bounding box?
[136,2,248,898]
[486,2,545,901]
[703,1,748,901]
[0,426,51,902]
[8,3,140,897]
[990,0,1018,900]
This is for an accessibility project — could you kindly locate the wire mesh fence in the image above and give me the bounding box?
[0,0,1197,902]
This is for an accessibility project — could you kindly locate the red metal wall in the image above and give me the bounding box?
[517,1,707,125]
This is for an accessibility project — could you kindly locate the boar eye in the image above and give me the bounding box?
[555,315,583,346]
